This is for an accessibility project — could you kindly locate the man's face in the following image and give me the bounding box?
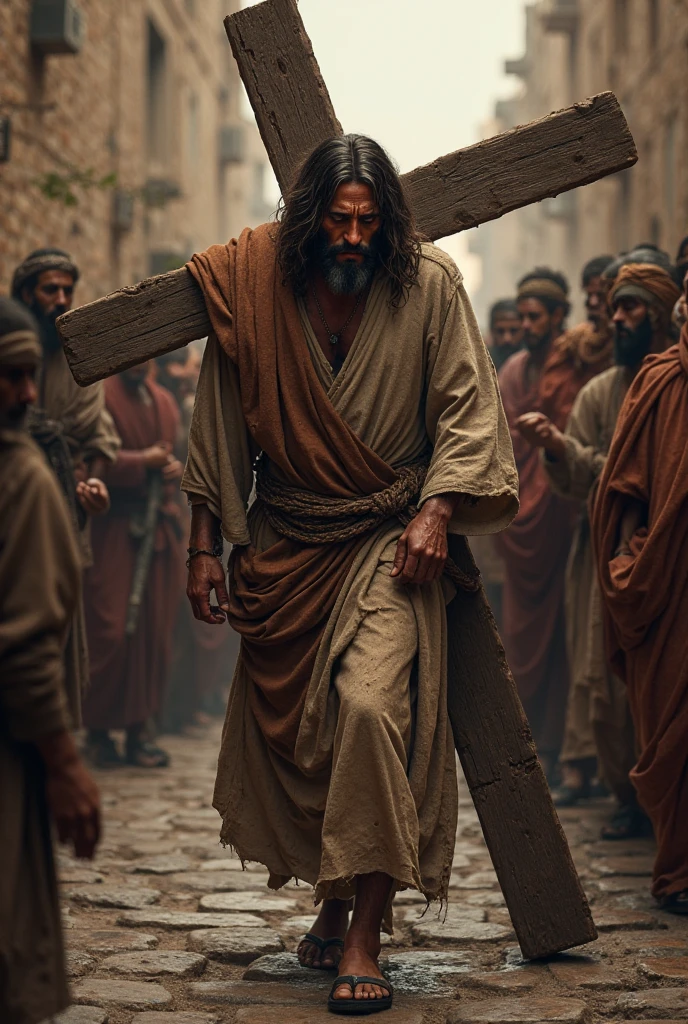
[612,297,653,367]
[22,270,76,354]
[0,364,38,429]
[317,182,382,295]
[517,298,559,352]
[584,275,609,330]
[121,362,150,388]
[491,314,523,352]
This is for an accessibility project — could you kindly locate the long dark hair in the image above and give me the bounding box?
[276,134,421,308]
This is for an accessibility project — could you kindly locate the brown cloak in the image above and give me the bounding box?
[593,327,688,900]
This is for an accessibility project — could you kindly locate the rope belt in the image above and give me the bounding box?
[255,459,481,593]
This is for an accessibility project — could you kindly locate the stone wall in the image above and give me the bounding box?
[0,0,270,304]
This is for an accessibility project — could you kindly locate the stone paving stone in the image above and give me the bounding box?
[67,886,161,909]
[65,951,98,977]
[188,927,284,964]
[235,1009,423,1024]
[384,950,475,994]
[411,904,513,944]
[595,909,665,931]
[98,950,208,978]
[198,892,298,914]
[243,953,331,985]
[52,1007,109,1024]
[452,871,500,889]
[594,877,653,894]
[132,1015,219,1024]
[59,869,105,886]
[547,957,623,989]
[118,910,265,929]
[446,997,590,1024]
[169,871,268,893]
[453,853,472,868]
[593,856,655,877]
[458,972,540,993]
[72,980,173,1010]
[68,930,159,954]
[639,958,688,980]
[464,891,506,907]
[617,990,688,1018]
[200,858,267,873]
[402,903,486,924]
[188,981,323,1005]
[127,854,194,874]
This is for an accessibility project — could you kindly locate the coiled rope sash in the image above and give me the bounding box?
[255,458,480,593]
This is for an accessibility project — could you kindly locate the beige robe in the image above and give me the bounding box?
[544,366,636,799]
[0,430,81,1024]
[31,346,121,724]
[183,243,518,906]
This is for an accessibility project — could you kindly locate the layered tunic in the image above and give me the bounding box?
[182,225,518,905]
[593,329,688,899]
[0,430,80,1024]
[28,345,120,724]
[82,376,184,731]
[544,368,636,797]
[495,327,612,757]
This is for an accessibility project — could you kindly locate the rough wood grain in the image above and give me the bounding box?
[224,0,342,194]
[59,93,636,385]
[406,92,636,239]
[446,536,598,960]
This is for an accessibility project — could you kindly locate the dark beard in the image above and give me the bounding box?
[1,404,29,429]
[614,316,653,367]
[523,329,552,352]
[28,298,67,354]
[313,231,381,295]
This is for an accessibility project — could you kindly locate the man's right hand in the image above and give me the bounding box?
[187,553,231,624]
[143,441,172,469]
[37,731,101,859]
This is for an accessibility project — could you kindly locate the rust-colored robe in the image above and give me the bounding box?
[0,429,80,1024]
[593,328,688,900]
[82,376,185,731]
[495,325,612,757]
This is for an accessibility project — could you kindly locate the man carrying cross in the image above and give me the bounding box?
[183,134,518,1013]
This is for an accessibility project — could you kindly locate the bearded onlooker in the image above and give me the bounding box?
[11,248,120,724]
[593,266,688,910]
[487,298,522,370]
[522,263,680,838]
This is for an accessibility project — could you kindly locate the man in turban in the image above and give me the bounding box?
[12,248,121,723]
[495,267,579,778]
[521,263,680,839]
[0,297,101,1024]
[592,265,687,910]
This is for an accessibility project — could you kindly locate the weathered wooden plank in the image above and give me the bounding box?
[224,0,342,194]
[446,536,597,960]
[407,92,636,240]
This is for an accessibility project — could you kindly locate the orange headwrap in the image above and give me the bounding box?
[611,263,681,326]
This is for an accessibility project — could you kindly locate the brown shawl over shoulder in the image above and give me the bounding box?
[592,326,688,900]
[188,226,402,760]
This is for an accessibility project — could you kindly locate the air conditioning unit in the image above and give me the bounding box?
[30,0,84,55]
[219,125,245,164]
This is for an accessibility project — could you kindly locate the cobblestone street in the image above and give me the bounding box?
[53,724,688,1024]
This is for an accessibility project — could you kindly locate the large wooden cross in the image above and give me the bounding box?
[58,0,637,960]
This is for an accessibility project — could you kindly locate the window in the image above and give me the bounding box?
[147,20,167,163]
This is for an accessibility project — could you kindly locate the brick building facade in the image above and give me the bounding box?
[469,0,688,328]
[0,0,273,303]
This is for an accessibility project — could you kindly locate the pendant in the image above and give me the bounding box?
[329,333,339,346]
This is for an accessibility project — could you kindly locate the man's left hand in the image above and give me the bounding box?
[391,496,453,585]
[76,478,110,516]
[516,412,566,460]
[162,458,184,482]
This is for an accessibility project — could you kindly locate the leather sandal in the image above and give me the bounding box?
[125,739,170,768]
[327,973,393,1015]
[298,932,344,970]
[659,890,688,915]
[600,803,653,840]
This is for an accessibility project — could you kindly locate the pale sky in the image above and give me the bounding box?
[241,0,527,287]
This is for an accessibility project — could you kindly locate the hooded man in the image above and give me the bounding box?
[520,263,680,839]
[592,265,688,911]
[12,248,121,723]
[0,297,100,1024]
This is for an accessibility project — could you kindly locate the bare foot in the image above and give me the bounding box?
[297,897,350,969]
[332,939,389,1003]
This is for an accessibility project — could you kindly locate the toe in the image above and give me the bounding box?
[334,983,353,1001]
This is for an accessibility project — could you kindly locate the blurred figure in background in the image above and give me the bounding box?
[486,298,522,370]
[593,265,688,911]
[524,262,679,835]
[0,297,100,1024]
[11,248,120,727]
[82,363,185,768]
